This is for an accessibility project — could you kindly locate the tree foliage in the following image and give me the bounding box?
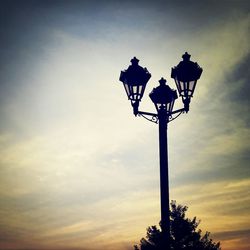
[134,201,221,250]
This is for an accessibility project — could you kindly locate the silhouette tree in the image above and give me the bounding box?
[134,201,221,250]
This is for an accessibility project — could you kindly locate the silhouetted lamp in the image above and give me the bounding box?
[149,77,178,114]
[119,57,151,114]
[171,52,203,111]
[118,53,202,249]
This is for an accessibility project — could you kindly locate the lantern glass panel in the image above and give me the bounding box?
[133,86,137,93]
[188,81,195,96]
[155,100,175,114]
[180,81,185,92]
[189,81,195,91]
[139,85,143,94]
[124,83,130,98]
[174,79,180,93]
[132,86,136,99]
[176,80,186,96]
[166,103,170,112]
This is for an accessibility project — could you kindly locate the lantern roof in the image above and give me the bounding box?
[149,78,178,105]
[119,57,151,87]
[171,52,202,82]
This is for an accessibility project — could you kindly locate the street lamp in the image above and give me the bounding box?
[171,52,202,112]
[119,53,202,249]
[119,57,151,115]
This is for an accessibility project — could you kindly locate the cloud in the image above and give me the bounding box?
[213,229,250,250]
[214,229,250,241]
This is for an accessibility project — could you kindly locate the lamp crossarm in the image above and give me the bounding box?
[171,107,186,115]
[134,107,187,124]
[137,110,159,124]
[168,108,186,123]
[137,110,157,117]
[132,100,188,124]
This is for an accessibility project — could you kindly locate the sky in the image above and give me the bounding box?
[0,0,249,250]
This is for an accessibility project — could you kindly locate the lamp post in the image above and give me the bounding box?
[119,53,202,249]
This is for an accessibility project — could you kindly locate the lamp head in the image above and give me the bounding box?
[171,52,202,101]
[149,78,178,114]
[119,57,151,104]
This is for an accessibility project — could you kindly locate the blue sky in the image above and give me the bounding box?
[0,1,249,250]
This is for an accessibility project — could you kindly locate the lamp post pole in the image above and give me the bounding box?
[158,108,170,248]
[119,53,202,249]
[158,109,170,247]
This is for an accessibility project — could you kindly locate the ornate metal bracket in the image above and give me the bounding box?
[135,108,186,124]
[137,111,159,124]
[168,109,185,123]
[132,101,187,124]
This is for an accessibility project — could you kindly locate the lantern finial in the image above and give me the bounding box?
[159,77,167,86]
[131,57,139,65]
[182,52,191,61]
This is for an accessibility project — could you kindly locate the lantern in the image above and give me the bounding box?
[149,78,178,114]
[171,52,202,99]
[119,57,151,103]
